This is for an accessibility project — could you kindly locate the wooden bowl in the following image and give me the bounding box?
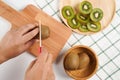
[63,45,98,80]
[59,0,116,35]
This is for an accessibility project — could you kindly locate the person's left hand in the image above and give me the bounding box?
[0,24,39,63]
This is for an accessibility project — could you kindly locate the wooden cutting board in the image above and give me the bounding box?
[0,1,72,61]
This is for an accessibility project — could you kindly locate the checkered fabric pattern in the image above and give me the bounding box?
[34,0,120,80]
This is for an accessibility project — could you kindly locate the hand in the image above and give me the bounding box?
[0,24,39,63]
[25,47,55,80]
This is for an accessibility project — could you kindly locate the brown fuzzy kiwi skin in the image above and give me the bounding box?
[33,25,50,40]
[78,52,90,69]
[41,25,50,40]
[64,53,80,70]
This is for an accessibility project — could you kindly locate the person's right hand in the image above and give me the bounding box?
[25,47,55,80]
[0,24,39,63]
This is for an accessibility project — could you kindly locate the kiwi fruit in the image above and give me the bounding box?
[61,1,103,33]
[76,13,89,24]
[64,53,80,70]
[78,1,93,15]
[90,8,103,22]
[62,6,75,19]
[78,25,89,32]
[87,22,101,32]
[41,25,50,40]
[67,16,81,29]
[34,25,50,40]
[78,52,90,69]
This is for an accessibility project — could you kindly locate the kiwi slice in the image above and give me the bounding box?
[67,16,81,29]
[87,22,101,32]
[62,6,75,19]
[90,8,103,22]
[78,1,93,15]
[78,25,89,32]
[76,13,89,24]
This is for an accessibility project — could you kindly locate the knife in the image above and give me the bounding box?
[39,20,42,53]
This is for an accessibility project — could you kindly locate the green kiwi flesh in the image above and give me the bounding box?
[78,25,89,32]
[90,8,103,22]
[62,6,75,19]
[67,17,81,29]
[87,22,101,32]
[78,1,93,15]
[76,13,89,24]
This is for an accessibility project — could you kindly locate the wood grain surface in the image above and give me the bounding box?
[0,1,72,61]
[22,5,72,60]
[0,1,37,28]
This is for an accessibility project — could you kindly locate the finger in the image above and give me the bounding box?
[46,53,53,64]
[20,24,38,35]
[32,47,49,68]
[46,67,55,80]
[43,54,53,80]
[23,40,35,50]
[50,66,55,80]
[26,59,37,73]
[23,27,39,42]
[44,54,53,77]
[38,47,49,62]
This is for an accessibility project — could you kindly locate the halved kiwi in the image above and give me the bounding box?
[78,1,93,15]
[76,13,89,24]
[87,22,101,32]
[78,25,89,32]
[62,6,75,19]
[90,8,103,22]
[67,16,81,29]
[64,52,80,70]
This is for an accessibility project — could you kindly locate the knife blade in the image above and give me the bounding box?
[39,20,42,53]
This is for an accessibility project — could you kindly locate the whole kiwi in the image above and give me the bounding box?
[78,52,90,69]
[41,25,50,40]
[34,25,50,40]
[64,52,80,70]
